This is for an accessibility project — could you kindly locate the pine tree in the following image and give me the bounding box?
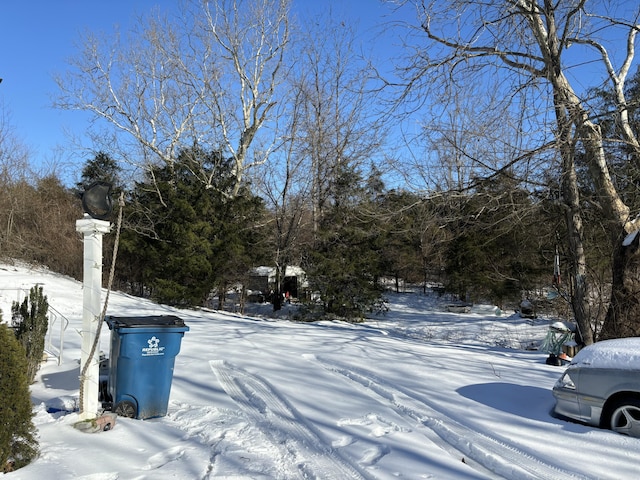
[376,191,428,290]
[76,151,121,192]
[443,174,549,306]
[305,164,384,320]
[12,286,49,384]
[0,319,38,472]
[120,147,268,306]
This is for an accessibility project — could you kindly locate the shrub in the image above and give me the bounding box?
[12,286,49,383]
[0,319,38,472]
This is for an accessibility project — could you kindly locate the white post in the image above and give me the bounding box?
[76,215,111,420]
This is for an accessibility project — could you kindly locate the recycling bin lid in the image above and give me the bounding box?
[105,315,187,329]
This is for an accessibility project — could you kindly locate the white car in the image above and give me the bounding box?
[552,337,640,437]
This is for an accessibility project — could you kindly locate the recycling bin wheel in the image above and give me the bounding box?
[114,400,137,418]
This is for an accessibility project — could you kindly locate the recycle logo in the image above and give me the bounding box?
[142,336,165,356]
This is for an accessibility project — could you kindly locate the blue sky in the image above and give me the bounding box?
[3,1,636,185]
[1,2,168,170]
[0,1,394,180]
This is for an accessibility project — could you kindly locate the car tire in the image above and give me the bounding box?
[608,396,640,437]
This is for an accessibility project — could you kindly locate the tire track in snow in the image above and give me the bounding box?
[311,355,590,480]
[210,360,370,480]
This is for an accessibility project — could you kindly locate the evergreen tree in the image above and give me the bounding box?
[12,286,49,384]
[376,191,427,290]
[305,163,384,320]
[0,319,38,472]
[76,151,121,192]
[120,147,268,306]
[443,174,550,306]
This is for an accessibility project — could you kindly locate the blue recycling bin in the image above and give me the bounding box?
[105,315,189,419]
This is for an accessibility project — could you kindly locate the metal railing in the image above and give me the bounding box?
[45,305,70,365]
[1,287,71,365]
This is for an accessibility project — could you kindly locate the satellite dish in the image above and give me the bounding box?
[81,181,113,220]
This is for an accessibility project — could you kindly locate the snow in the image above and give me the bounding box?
[1,262,640,479]
[570,338,640,370]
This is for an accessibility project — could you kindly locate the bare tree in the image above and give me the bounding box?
[55,0,290,197]
[253,83,313,310]
[0,105,32,257]
[0,105,30,186]
[252,10,385,309]
[391,0,640,343]
[197,0,290,195]
[293,12,385,236]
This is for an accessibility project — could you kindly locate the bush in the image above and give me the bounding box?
[0,320,39,472]
[12,286,49,384]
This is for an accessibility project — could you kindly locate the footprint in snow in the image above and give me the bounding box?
[142,445,185,470]
[360,444,391,466]
[332,435,355,447]
[338,413,407,438]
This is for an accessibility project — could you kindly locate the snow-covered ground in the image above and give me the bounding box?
[1,262,639,479]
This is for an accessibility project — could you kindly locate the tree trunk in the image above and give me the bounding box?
[600,230,640,340]
[575,120,639,341]
[553,70,635,343]
[273,264,283,312]
[561,158,593,346]
[553,91,594,346]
